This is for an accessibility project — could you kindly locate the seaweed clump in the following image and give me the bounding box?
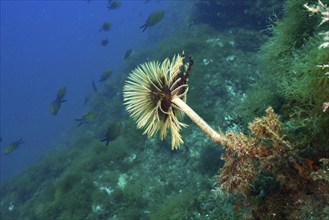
[219,107,296,195]
[227,3,329,217]
[218,107,329,218]
[258,0,329,150]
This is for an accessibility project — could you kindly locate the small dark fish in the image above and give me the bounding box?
[140,10,164,32]
[99,22,112,32]
[0,135,2,143]
[56,86,67,102]
[50,100,61,116]
[4,138,24,155]
[101,122,123,145]
[99,68,112,83]
[124,49,133,60]
[107,0,121,10]
[50,87,67,116]
[92,80,98,93]
[75,111,98,126]
[101,39,109,46]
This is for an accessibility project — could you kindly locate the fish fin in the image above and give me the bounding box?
[140,24,148,32]
[101,137,109,145]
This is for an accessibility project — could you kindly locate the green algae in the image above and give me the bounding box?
[241,0,329,151]
[150,193,197,220]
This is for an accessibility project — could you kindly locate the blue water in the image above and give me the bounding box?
[1,0,182,180]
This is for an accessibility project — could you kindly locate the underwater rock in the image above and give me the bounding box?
[191,0,284,31]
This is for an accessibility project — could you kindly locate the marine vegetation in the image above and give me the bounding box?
[252,0,329,152]
[304,0,329,109]
[250,0,329,216]
[3,137,24,155]
[140,10,164,32]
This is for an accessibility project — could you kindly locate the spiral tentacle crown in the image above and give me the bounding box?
[123,53,193,149]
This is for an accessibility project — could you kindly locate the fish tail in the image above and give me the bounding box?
[101,137,109,146]
[140,24,147,32]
